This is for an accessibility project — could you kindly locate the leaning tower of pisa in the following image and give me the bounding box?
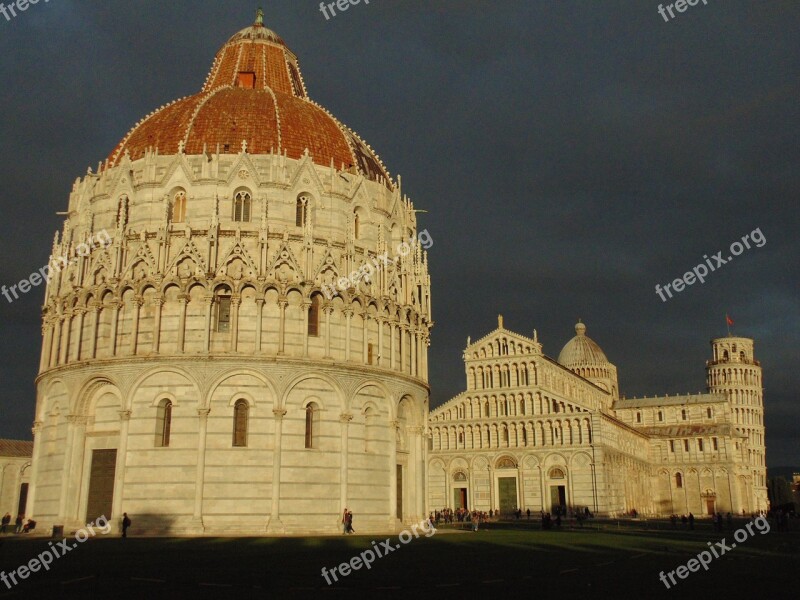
[706,336,768,512]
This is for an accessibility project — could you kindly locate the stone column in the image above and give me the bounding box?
[362,313,369,364]
[255,298,265,353]
[66,415,89,522]
[340,413,353,517]
[26,421,44,519]
[229,296,241,352]
[301,301,311,357]
[129,296,142,356]
[277,298,287,355]
[109,302,120,357]
[89,303,100,359]
[378,319,384,367]
[50,317,61,366]
[72,308,86,361]
[324,305,333,359]
[389,420,399,527]
[193,408,210,531]
[203,294,213,353]
[177,293,189,353]
[152,295,164,354]
[414,426,426,519]
[411,329,418,377]
[58,313,71,365]
[58,415,83,522]
[268,408,287,532]
[344,309,353,361]
[111,411,131,525]
[40,322,53,371]
[400,327,407,373]
[390,322,396,370]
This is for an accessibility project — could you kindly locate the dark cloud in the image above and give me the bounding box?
[0,0,796,467]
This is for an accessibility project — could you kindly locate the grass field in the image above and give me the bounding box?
[0,519,797,599]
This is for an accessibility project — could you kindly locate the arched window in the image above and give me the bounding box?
[484,401,490,417]
[172,191,187,223]
[233,191,251,222]
[706,407,713,418]
[305,402,319,449]
[156,399,172,447]
[549,467,565,479]
[658,410,663,422]
[353,210,360,239]
[215,287,232,332]
[522,428,528,445]
[675,473,683,488]
[458,431,464,445]
[308,295,320,336]
[232,399,249,447]
[296,195,309,227]
[681,409,687,421]
[636,412,642,423]
[502,426,509,445]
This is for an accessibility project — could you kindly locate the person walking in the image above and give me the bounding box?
[688,513,695,530]
[341,508,348,534]
[345,511,354,534]
[121,513,131,538]
[0,513,10,534]
[14,515,23,534]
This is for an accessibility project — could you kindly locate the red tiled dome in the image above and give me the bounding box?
[108,20,391,186]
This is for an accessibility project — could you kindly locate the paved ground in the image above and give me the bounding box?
[0,518,796,599]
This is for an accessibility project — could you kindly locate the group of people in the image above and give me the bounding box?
[431,509,490,531]
[0,513,33,534]
[669,513,696,529]
[770,508,792,532]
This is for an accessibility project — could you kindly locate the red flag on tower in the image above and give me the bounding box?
[726,314,734,326]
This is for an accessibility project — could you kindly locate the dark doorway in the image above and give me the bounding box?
[498,477,517,515]
[396,465,403,521]
[550,485,566,513]
[453,488,468,510]
[706,499,715,515]
[17,483,28,516]
[86,449,117,523]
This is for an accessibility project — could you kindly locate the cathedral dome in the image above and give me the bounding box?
[558,321,609,368]
[107,14,391,186]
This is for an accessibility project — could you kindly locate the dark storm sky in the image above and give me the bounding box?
[0,1,797,467]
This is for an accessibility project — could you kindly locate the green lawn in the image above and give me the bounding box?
[0,520,797,599]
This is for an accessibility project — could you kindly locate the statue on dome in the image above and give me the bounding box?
[255,7,264,27]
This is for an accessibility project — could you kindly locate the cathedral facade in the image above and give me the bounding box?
[28,16,431,535]
[428,318,767,517]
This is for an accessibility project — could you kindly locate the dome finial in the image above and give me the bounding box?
[255,6,264,27]
[575,319,586,336]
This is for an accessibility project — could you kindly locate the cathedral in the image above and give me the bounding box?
[0,14,767,535]
[428,317,767,517]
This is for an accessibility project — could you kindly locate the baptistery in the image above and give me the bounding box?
[29,13,432,535]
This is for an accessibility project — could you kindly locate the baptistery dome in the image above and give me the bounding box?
[30,13,431,537]
[108,19,391,186]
